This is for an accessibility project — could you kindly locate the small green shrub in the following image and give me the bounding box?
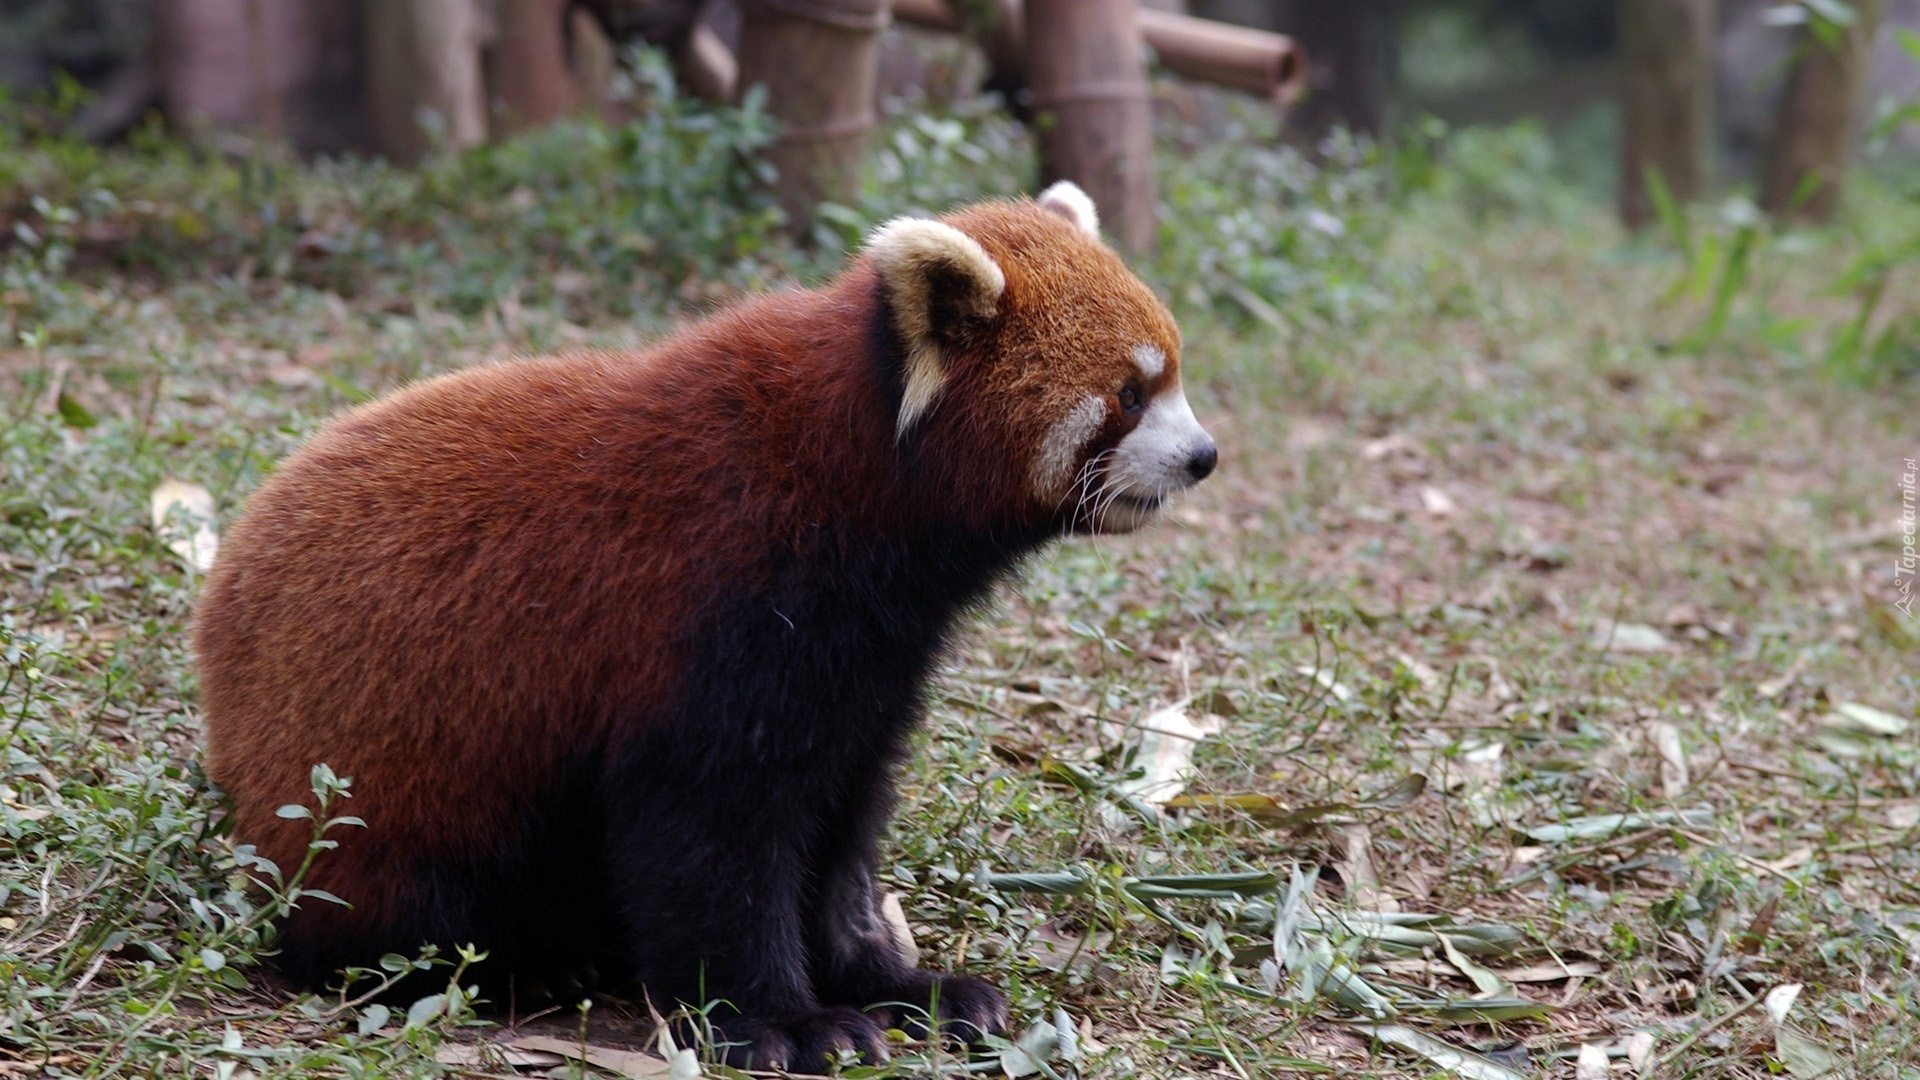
[1156,120,1397,332]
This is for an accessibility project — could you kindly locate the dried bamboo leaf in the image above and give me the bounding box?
[1437,933,1512,997]
[1357,1023,1531,1080]
[1829,702,1910,736]
[510,1035,676,1078]
[150,478,219,573]
[1521,809,1713,844]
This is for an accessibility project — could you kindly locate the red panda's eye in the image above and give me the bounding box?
[1118,386,1144,416]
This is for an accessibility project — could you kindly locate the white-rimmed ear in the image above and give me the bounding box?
[865,217,1006,435]
[1037,181,1100,238]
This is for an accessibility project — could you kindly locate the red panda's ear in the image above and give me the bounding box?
[864,217,1006,436]
[1037,181,1100,238]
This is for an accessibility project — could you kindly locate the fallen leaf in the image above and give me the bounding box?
[1338,824,1395,911]
[1828,702,1910,736]
[1111,705,1223,808]
[1574,1043,1610,1080]
[1448,740,1507,830]
[1775,1028,1840,1077]
[150,479,219,573]
[1762,846,1814,873]
[1052,1006,1079,1063]
[880,890,918,966]
[1814,705,1908,756]
[1625,1031,1656,1069]
[1756,654,1808,699]
[999,1018,1061,1078]
[1358,1022,1530,1080]
[1021,921,1114,974]
[1739,891,1781,952]
[1419,484,1458,516]
[1650,721,1689,797]
[1763,983,1803,1024]
[1295,664,1354,702]
[1494,959,1603,983]
[1361,433,1418,460]
[1521,809,1713,844]
[1438,932,1509,996]
[509,1035,675,1078]
[434,1042,564,1069]
[1590,621,1671,653]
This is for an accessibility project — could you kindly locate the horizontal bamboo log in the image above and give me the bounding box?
[890,0,1307,105]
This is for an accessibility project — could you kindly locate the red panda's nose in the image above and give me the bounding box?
[1187,441,1218,482]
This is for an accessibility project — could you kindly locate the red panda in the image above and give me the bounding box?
[194,182,1215,1070]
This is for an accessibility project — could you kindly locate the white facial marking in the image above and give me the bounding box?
[1032,394,1107,498]
[1132,343,1165,381]
[1096,381,1214,532]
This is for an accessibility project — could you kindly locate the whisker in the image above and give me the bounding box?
[1062,447,1118,534]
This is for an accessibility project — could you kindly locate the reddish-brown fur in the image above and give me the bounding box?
[195,196,1189,1065]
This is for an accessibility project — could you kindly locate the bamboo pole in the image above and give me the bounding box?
[891,0,1307,105]
[1618,0,1715,230]
[491,0,579,135]
[735,0,887,235]
[155,0,365,153]
[1025,0,1156,252]
[1761,0,1886,223]
[242,0,284,140]
[1281,0,1387,142]
[365,0,491,163]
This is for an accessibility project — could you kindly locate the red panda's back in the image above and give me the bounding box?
[196,351,709,900]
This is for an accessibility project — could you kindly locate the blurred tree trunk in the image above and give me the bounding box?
[490,0,578,135]
[364,0,491,163]
[1760,0,1885,223]
[1026,0,1157,252]
[155,0,365,153]
[1619,0,1715,229]
[1281,0,1388,144]
[736,0,885,237]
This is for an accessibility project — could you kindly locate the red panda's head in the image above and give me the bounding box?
[863,182,1216,535]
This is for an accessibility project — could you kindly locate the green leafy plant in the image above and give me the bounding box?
[1156,118,1396,332]
[1821,28,1920,381]
[1647,171,1770,352]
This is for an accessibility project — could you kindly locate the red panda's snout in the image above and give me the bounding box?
[1098,379,1215,532]
[1034,342,1216,535]
[1069,381,1214,533]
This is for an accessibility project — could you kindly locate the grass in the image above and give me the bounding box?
[2,80,1918,1078]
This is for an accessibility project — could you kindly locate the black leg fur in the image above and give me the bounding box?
[590,535,1027,1066]
[808,773,1008,1042]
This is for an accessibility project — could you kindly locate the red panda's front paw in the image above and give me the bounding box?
[870,972,1009,1043]
[722,1006,891,1071]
